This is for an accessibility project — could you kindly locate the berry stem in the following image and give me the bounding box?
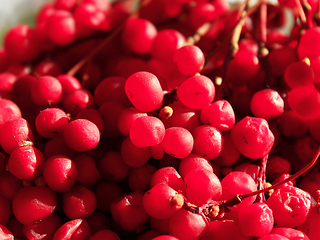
[239,145,320,200]
[230,0,248,55]
[294,0,307,26]
[185,22,212,46]
[259,0,267,45]
[205,0,264,62]
[301,0,313,28]
[256,155,268,203]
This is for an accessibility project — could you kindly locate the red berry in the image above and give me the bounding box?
[63,119,100,152]
[12,186,57,225]
[231,116,274,159]
[43,155,77,192]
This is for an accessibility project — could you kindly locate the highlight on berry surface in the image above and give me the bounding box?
[0,0,320,239]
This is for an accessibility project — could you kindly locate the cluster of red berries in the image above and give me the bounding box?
[0,0,320,239]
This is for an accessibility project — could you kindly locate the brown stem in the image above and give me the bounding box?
[315,0,320,25]
[294,0,307,26]
[184,22,212,46]
[301,0,313,28]
[239,146,320,201]
[256,155,268,203]
[259,0,267,44]
[205,0,264,62]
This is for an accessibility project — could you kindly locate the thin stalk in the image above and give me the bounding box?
[205,0,264,62]
[256,155,268,203]
[239,145,320,201]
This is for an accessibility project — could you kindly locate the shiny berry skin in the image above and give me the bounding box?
[22,214,62,240]
[220,171,257,210]
[63,185,97,219]
[0,98,22,129]
[168,208,207,240]
[0,118,34,154]
[31,76,63,107]
[125,71,164,112]
[143,183,184,219]
[173,45,205,76]
[129,116,165,148]
[192,125,223,160]
[52,219,92,240]
[63,119,100,152]
[176,74,215,109]
[62,89,96,117]
[266,186,311,228]
[8,145,45,181]
[200,100,235,132]
[121,17,158,55]
[238,202,274,237]
[110,191,150,231]
[46,10,76,46]
[42,155,77,192]
[160,127,194,159]
[35,107,69,139]
[184,169,222,207]
[150,166,186,195]
[250,89,284,120]
[231,116,275,159]
[0,224,14,240]
[12,186,57,225]
[3,24,40,63]
[151,29,186,61]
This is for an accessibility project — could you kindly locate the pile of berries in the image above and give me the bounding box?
[1,0,320,239]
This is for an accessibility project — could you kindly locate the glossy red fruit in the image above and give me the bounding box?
[12,186,57,225]
[46,10,76,46]
[0,118,34,154]
[35,107,69,139]
[52,219,92,240]
[168,208,207,240]
[8,145,45,181]
[4,24,40,63]
[0,224,14,240]
[125,71,164,112]
[63,185,97,219]
[0,98,22,129]
[110,191,150,231]
[184,169,222,207]
[121,17,158,55]
[267,186,311,228]
[231,116,275,159]
[143,183,184,220]
[160,127,194,159]
[22,214,62,240]
[31,76,63,107]
[63,119,100,152]
[176,74,215,109]
[238,202,274,237]
[129,116,165,148]
[43,155,77,192]
[173,45,205,76]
